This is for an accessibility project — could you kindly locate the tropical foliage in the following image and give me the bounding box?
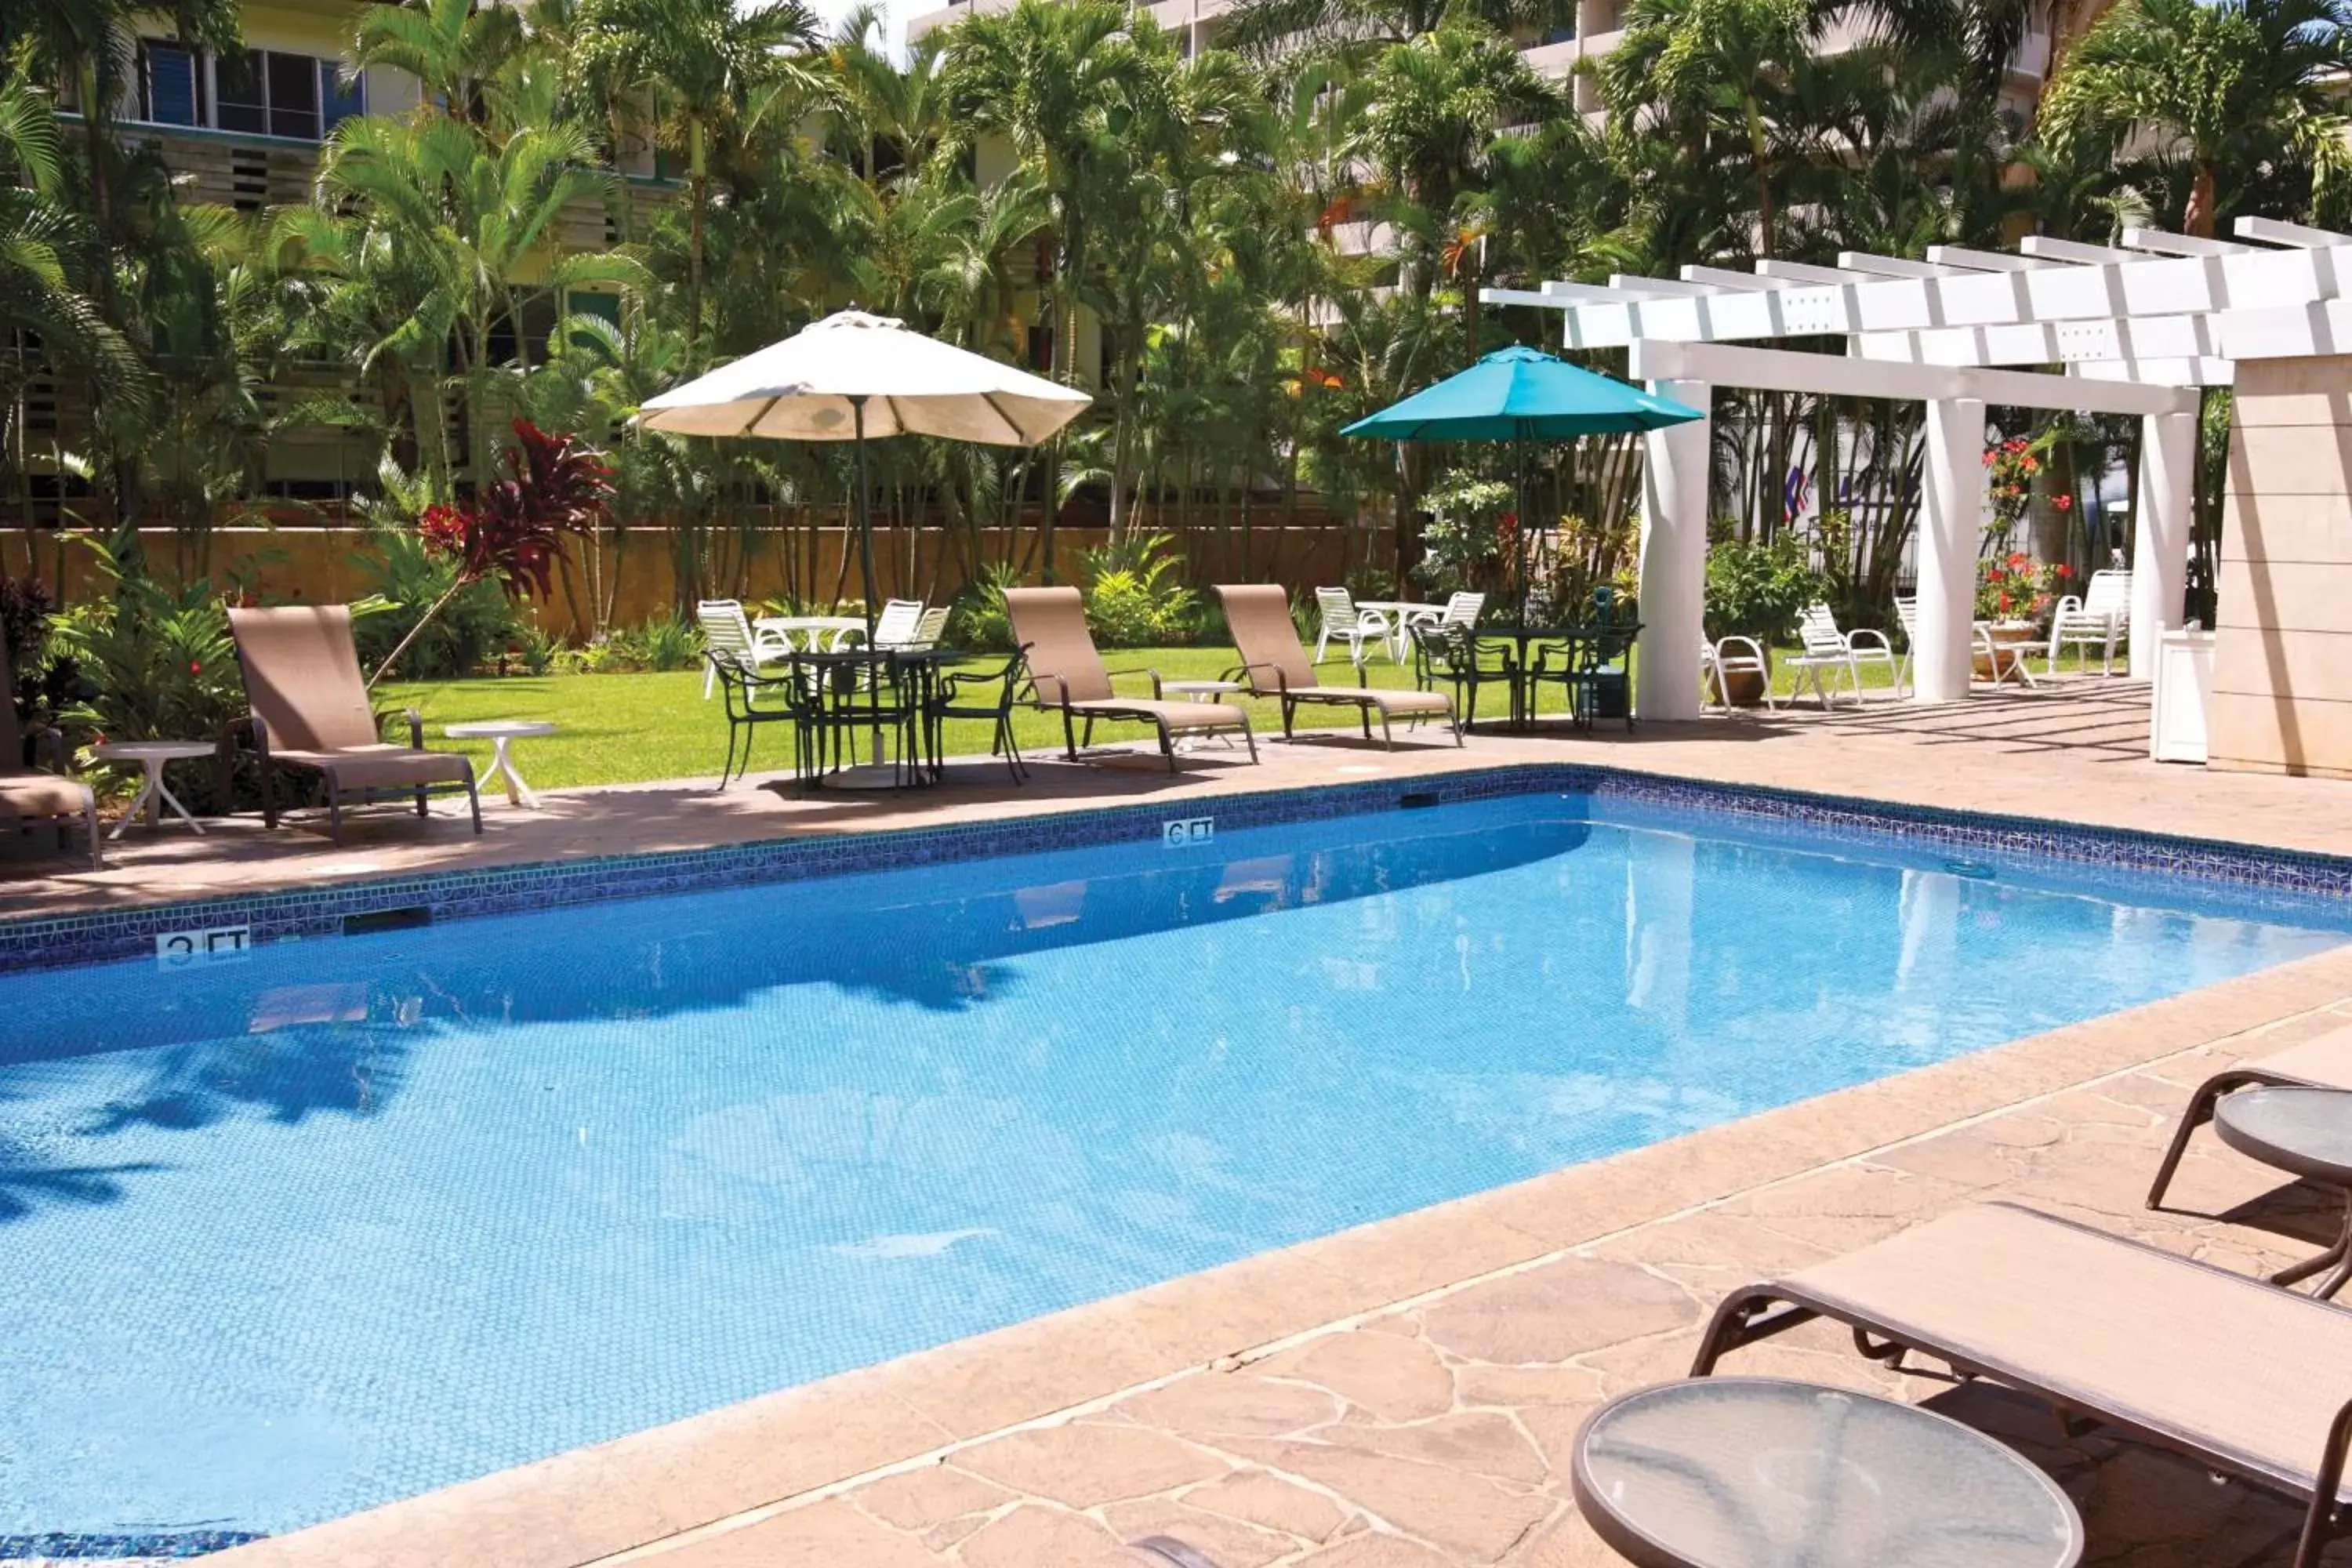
[1,0,2347,639]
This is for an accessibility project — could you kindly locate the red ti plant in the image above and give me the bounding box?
[368,420,614,688]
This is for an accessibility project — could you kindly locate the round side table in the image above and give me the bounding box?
[445,720,557,808]
[1571,1377,2083,1568]
[1161,680,1247,753]
[2213,1085,2352,1298]
[91,740,216,839]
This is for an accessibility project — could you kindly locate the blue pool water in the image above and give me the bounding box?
[2,792,2347,1544]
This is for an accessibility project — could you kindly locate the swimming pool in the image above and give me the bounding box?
[3,787,2347,1548]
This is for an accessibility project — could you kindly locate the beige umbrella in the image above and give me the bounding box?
[640,310,1093,626]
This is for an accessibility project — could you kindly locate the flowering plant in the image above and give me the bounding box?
[370,420,614,687]
[1981,434,2049,546]
[1976,551,2072,622]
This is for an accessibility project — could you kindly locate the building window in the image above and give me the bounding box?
[140,41,201,127]
[173,48,355,141]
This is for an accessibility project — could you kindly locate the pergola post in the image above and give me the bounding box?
[2132,409,2196,677]
[1636,379,1710,720]
[1916,397,1987,703]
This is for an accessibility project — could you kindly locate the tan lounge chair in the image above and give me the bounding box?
[0,637,98,868]
[228,605,481,843]
[2147,1024,2352,1209]
[1693,1201,2352,1565]
[1214,584,1457,749]
[1002,587,1258,770]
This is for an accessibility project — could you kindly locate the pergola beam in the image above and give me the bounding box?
[1627,339,2201,416]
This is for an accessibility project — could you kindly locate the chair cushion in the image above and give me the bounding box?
[0,768,93,818]
[273,746,474,792]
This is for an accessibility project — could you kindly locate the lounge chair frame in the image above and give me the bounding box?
[1218,584,1458,750]
[1004,587,1258,771]
[1690,1202,2352,1567]
[238,706,484,843]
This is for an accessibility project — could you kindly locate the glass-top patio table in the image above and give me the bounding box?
[1472,622,1640,731]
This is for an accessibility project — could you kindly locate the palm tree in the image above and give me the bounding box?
[347,0,528,122]
[2040,0,2352,237]
[1218,0,1574,74]
[572,0,823,351]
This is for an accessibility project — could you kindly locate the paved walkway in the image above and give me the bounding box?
[17,680,2352,921]
[38,674,2352,1568]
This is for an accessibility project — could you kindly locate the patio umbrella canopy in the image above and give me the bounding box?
[1343,344,1702,441]
[638,310,1093,625]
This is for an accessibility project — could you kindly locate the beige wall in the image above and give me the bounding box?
[2208,354,2352,778]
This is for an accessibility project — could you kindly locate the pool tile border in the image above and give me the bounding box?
[5,761,2352,971]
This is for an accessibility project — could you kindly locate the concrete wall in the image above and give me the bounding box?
[2208,354,2352,777]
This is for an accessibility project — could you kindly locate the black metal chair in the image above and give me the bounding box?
[793,651,920,786]
[708,650,800,787]
[927,646,1032,784]
[1414,622,1515,731]
[1526,588,1639,731]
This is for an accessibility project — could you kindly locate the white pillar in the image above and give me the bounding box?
[1635,379,1709,721]
[2132,410,2196,677]
[1915,397,1987,704]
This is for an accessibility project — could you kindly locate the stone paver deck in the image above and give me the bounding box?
[35,677,2352,1568]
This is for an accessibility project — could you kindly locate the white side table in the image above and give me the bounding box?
[92,740,216,839]
[445,720,557,808]
[1161,680,1247,752]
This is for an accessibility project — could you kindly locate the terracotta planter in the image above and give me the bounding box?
[1973,620,2039,679]
[1720,667,1769,707]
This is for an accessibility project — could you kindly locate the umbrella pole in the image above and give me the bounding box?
[1514,441,1529,623]
[853,396,879,640]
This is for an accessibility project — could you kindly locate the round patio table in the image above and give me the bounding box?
[91,739,215,839]
[445,720,556,808]
[1570,1377,2083,1568]
[2214,1085,2352,1298]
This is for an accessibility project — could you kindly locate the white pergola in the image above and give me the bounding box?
[1481,217,2352,720]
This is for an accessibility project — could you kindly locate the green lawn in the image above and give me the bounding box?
[380,639,2120,792]
[379,645,1540,790]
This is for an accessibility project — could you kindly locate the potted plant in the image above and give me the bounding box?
[1974,551,2071,674]
[1704,537,1824,704]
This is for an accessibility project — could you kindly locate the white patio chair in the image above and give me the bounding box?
[897,605,950,651]
[1893,594,1918,693]
[698,598,793,699]
[2046,568,2132,675]
[1399,590,1484,660]
[1700,636,1773,710]
[868,598,926,648]
[1782,602,1899,709]
[1312,586,1388,666]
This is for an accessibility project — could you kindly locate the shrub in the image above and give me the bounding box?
[1704,537,1824,646]
[352,530,523,681]
[0,574,93,751]
[49,538,241,748]
[1077,533,1196,648]
[949,564,1021,654]
[581,613,704,672]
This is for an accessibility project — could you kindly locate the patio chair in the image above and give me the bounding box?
[897,605,951,652]
[1700,636,1773,710]
[708,649,804,787]
[1893,593,1918,691]
[696,599,791,700]
[928,646,1031,784]
[1414,621,1514,730]
[869,598,926,648]
[1784,603,1899,709]
[0,637,99,869]
[1311,587,1388,666]
[2046,568,2132,676]
[1216,584,1457,749]
[1694,1202,2352,1566]
[2147,1023,2352,1210]
[1398,590,1484,661]
[227,604,481,844]
[1004,587,1258,770]
[1525,586,1637,730]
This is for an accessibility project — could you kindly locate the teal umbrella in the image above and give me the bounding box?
[1345,345,1704,620]
[1341,344,1703,441]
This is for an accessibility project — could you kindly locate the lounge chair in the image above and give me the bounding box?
[2045,567,2132,677]
[1002,587,1258,770]
[0,637,98,869]
[1216,584,1458,749]
[227,604,482,843]
[2147,1023,2352,1209]
[1693,1201,2352,1566]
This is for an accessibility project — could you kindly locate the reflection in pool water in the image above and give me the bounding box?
[0,793,2343,1541]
